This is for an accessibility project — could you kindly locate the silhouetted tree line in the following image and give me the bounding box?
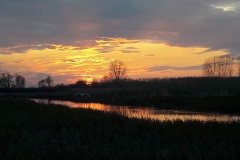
[100,77,240,95]
[2,58,240,95]
[51,76,240,96]
[1,74,240,95]
[0,72,25,88]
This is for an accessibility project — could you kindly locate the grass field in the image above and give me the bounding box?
[1,98,240,159]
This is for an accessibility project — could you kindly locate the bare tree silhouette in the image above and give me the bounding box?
[45,76,53,87]
[237,59,240,77]
[109,60,127,81]
[202,56,234,77]
[38,79,46,88]
[38,76,53,88]
[14,74,26,88]
[0,72,26,88]
[0,72,13,88]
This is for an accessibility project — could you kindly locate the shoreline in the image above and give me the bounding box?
[1,93,240,114]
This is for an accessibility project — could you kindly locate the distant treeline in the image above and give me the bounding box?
[1,77,240,96]
[100,77,240,96]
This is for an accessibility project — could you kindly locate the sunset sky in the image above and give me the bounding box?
[1,0,240,87]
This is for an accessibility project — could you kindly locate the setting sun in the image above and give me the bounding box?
[86,78,93,85]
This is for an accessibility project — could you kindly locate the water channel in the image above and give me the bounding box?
[32,99,240,122]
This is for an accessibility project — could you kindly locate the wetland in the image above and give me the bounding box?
[1,98,240,159]
[33,98,240,122]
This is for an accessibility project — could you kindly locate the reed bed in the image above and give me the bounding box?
[0,98,240,159]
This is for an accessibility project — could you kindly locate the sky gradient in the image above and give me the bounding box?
[1,0,240,86]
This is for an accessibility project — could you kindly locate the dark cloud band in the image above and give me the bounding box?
[0,0,240,55]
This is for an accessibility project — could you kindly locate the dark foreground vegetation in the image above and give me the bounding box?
[1,98,240,160]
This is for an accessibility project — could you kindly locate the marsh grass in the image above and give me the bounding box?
[1,98,240,159]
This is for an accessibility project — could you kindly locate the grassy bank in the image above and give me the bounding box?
[0,98,240,159]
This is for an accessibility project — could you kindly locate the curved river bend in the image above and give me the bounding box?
[32,99,240,122]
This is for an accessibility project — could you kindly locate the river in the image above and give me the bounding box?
[32,99,240,122]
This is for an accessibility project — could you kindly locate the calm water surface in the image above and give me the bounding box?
[32,99,240,122]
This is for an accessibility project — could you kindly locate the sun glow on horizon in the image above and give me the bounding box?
[86,77,93,85]
[0,38,228,87]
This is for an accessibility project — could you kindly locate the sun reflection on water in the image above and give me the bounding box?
[32,99,240,122]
